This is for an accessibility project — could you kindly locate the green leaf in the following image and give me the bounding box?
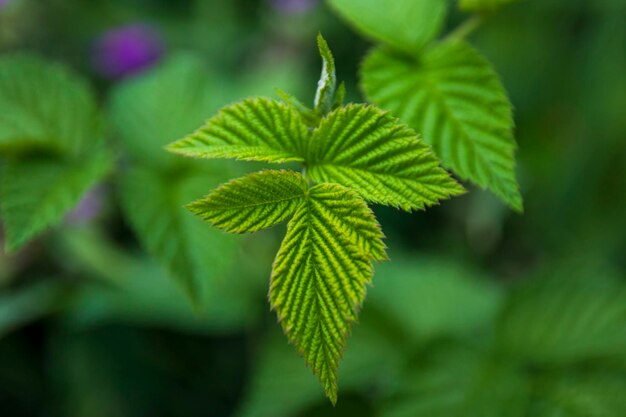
[187,170,308,234]
[460,0,519,12]
[0,150,111,251]
[368,255,503,344]
[0,280,67,339]
[380,346,531,417]
[530,371,626,417]
[269,183,384,403]
[332,81,347,110]
[307,182,387,261]
[109,54,227,168]
[327,0,448,54]
[496,263,626,364]
[307,104,464,211]
[314,33,337,115]
[118,165,240,302]
[0,54,102,156]
[362,41,523,211]
[0,55,110,251]
[166,98,309,163]
[56,227,265,334]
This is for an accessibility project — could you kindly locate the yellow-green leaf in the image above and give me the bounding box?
[270,183,385,403]
[307,104,464,211]
[314,33,337,115]
[187,170,308,234]
[167,98,309,163]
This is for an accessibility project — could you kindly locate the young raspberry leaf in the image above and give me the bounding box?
[361,41,523,212]
[314,33,337,115]
[270,183,385,403]
[166,97,309,163]
[332,81,347,110]
[306,104,464,211]
[187,170,308,234]
[309,184,387,261]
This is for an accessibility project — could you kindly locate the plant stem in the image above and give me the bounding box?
[444,14,486,42]
[302,165,315,187]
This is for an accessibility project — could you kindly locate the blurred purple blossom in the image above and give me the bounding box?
[92,24,164,79]
[66,186,105,225]
[271,0,317,14]
[0,0,11,9]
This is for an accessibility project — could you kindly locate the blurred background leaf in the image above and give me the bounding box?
[0,54,101,155]
[529,370,626,417]
[0,279,67,339]
[1,151,111,251]
[496,260,626,365]
[327,0,448,54]
[379,344,531,417]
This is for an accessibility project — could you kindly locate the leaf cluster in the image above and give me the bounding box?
[0,55,112,252]
[168,34,463,402]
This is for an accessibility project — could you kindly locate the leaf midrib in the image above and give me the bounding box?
[417,72,498,184]
[210,194,306,210]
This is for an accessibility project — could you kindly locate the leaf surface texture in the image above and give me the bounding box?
[167,98,309,163]
[269,183,385,402]
[188,170,308,234]
[362,41,522,211]
[307,104,464,211]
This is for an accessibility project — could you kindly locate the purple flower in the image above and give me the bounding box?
[0,0,11,12]
[271,0,317,14]
[66,186,105,225]
[92,24,164,79]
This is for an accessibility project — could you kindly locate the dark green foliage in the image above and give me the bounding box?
[0,55,111,251]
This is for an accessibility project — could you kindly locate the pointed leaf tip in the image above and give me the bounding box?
[165,98,309,163]
[314,33,337,115]
[270,183,385,404]
[187,170,308,234]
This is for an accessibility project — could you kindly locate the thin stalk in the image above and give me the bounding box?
[302,165,314,187]
[444,14,487,42]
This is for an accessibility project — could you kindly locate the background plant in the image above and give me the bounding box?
[0,0,625,416]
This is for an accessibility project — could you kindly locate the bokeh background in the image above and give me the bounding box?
[1,0,625,416]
